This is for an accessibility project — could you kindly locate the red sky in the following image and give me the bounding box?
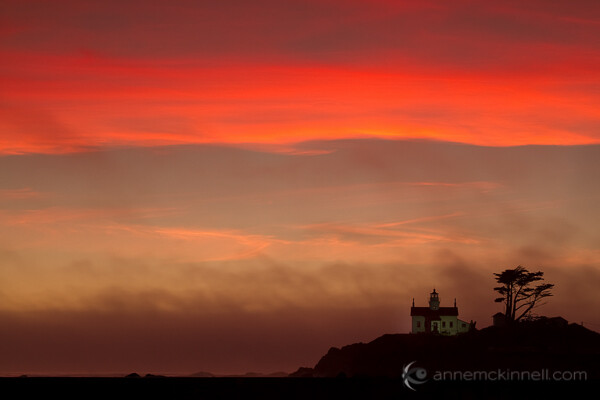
[2,0,600,153]
[1,0,600,375]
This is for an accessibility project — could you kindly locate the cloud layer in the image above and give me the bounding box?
[0,140,599,374]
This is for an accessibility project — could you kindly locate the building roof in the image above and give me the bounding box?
[411,307,458,317]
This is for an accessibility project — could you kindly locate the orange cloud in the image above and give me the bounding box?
[300,221,480,246]
[0,207,179,225]
[0,188,45,200]
[374,212,464,228]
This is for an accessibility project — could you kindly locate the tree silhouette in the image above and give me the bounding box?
[494,265,554,323]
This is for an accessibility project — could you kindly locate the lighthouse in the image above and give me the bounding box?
[410,289,472,335]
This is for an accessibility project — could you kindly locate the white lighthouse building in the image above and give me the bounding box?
[410,289,472,335]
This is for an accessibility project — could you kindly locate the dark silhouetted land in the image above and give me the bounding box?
[293,318,599,379]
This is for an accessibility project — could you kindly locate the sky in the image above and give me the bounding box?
[1,0,600,375]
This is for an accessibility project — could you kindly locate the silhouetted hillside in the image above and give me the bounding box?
[292,319,600,379]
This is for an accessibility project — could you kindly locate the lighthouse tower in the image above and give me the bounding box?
[429,289,440,310]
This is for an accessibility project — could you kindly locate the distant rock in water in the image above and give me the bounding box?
[310,319,600,378]
[240,372,264,377]
[225,371,290,378]
[265,371,289,377]
[189,371,215,378]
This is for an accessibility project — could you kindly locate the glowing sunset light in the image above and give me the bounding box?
[2,53,599,153]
